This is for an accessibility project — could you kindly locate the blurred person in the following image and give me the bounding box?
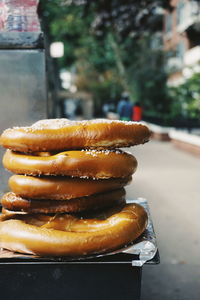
[117,93,132,121]
[102,100,116,118]
[62,99,76,119]
[75,101,83,120]
[102,102,110,117]
[132,102,142,122]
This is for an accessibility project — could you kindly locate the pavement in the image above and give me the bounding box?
[126,140,200,300]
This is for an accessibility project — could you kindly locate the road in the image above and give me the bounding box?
[126,140,200,300]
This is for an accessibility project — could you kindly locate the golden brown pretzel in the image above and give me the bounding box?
[0,119,151,152]
[3,149,137,179]
[0,203,148,256]
[1,189,126,213]
[9,175,131,200]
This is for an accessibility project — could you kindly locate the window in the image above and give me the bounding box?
[177,1,185,25]
[176,42,185,61]
[165,13,172,33]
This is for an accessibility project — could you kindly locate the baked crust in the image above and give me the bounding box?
[0,119,151,152]
[1,189,126,213]
[0,203,148,256]
[9,174,132,200]
[3,149,137,179]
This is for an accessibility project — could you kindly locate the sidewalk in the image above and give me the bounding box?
[126,140,200,300]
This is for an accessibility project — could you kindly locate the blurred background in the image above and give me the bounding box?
[0,0,200,299]
[38,0,200,128]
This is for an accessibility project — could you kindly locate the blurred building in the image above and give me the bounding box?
[163,0,200,86]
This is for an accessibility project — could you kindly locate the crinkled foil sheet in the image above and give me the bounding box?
[0,198,157,266]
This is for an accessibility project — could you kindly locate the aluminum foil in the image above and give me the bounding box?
[123,198,158,266]
[0,198,158,266]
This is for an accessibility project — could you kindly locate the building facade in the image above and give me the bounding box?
[163,0,200,85]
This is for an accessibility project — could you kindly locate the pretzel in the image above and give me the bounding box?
[0,119,151,152]
[1,189,126,214]
[3,149,137,179]
[0,203,148,256]
[9,175,131,200]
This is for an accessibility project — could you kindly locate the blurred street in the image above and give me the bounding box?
[126,140,200,300]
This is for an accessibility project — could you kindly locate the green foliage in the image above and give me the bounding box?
[169,72,200,119]
[124,36,170,113]
[39,0,173,117]
[60,0,172,40]
[39,0,125,112]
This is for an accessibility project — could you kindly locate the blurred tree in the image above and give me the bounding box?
[169,72,200,121]
[39,0,171,116]
[125,36,171,118]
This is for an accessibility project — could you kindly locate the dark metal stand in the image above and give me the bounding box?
[0,263,141,300]
[0,251,159,300]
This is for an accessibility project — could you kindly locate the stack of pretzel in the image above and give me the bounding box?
[0,119,150,257]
